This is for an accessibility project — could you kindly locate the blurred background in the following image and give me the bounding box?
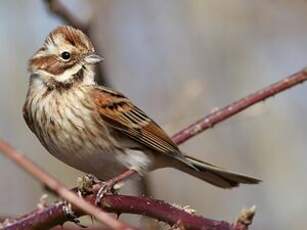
[1,0,307,229]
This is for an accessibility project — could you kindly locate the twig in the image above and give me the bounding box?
[0,140,135,230]
[43,0,109,86]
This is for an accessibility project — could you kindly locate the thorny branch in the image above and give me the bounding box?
[2,67,307,229]
[44,0,109,86]
[2,194,255,230]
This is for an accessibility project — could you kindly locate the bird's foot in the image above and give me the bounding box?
[76,174,123,206]
[77,174,100,196]
[95,179,122,206]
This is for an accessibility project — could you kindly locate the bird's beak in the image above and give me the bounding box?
[84,54,104,64]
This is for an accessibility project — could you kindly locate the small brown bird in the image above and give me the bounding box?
[23,26,260,188]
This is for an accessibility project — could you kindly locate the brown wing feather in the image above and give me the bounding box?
[91,87,181,156]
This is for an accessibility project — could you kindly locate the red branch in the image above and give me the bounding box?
[2,194,254,230]
[2,68,307,229]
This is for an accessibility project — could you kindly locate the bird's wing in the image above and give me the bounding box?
[91,87,183,158]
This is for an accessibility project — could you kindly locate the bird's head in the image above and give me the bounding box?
[28,25,103,86]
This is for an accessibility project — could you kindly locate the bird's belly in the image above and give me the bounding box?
[49,143,127,180]
[43,121,128,180]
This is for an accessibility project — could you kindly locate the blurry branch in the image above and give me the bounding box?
[0,140,134,230]
[44,0,87,32]
[2,67,307,229]
[44,0,109,86]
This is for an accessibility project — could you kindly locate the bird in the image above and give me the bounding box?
[23,25,260,189]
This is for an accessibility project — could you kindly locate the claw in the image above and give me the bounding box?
[95,182,114,205]
[76,174,124,206]
[94,179,124,205]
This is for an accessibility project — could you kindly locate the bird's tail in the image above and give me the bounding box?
[176,154,261,188]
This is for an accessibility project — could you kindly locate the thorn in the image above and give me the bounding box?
[210,107,219,113]
[171,203,196,214]
[37,194,49,209]
[235,205,256,229]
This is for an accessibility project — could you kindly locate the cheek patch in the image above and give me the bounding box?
[30,55,77,75]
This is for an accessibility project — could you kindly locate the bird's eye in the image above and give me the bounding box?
[61,51,71,60]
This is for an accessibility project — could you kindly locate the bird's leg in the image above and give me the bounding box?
[94,178,123,205]
[95,169,138,205]
[95,182,114,205]
[75,170,137,205]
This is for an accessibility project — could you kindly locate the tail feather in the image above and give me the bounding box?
[178,155,261,188]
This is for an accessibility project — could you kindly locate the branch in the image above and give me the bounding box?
[0,140,135,230]
[1,193,254,230]
[43,0,109,86]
